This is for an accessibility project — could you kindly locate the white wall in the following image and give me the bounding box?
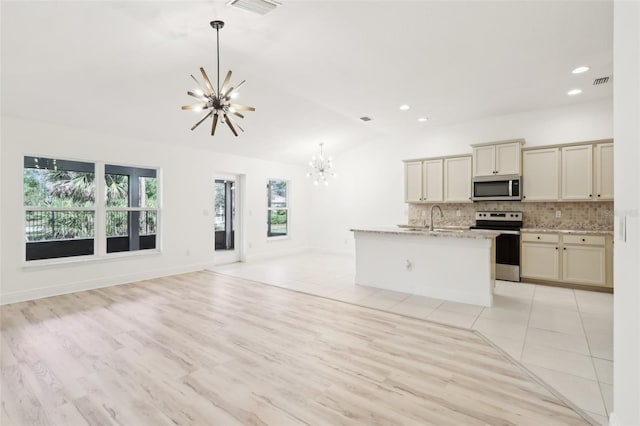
[310,99,613,254]
[0,116,311,304]
[612,1,640,425]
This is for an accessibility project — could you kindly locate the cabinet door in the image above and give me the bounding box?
[444,156,472,202]
[521,242,560,280]
[423,159,443,202]
[595,143,614,200]
[561,145,593,200]
[495,142,521,175]
[562,245,606,286]
[404,161,423,203]
[473,146,496,177]
[522,148,560,201]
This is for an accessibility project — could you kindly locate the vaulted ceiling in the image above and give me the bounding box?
[1,1,613,164]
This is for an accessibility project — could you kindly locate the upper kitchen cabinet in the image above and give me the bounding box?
[471,139,524,177]
[423,159,444,202]
[404,161,424,203]
[522,140,614,202]
[595,142,614,200]
[522,148,560,201]
[403,159,443,203]
[561,144,593,200]
[444,156,472,202]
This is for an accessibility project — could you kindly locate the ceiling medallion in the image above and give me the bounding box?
[182,20,255,137]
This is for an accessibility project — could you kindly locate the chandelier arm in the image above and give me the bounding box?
[191,110,213,131]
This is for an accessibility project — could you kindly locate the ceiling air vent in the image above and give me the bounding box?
[593,76,610,86]
[227,0,281,15]
[360,116,372,122]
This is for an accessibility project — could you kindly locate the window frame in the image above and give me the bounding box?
[104,164,159,254]
[266,179,289,239]
[23,156,97,261]
[22,155,162,266]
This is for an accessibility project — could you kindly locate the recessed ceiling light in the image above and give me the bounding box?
[572,66,590,74]
[567,89,583,96]
[399,104,410,111]
[418,117,429,122]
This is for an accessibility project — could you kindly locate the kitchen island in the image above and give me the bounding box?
[351,227,499,307]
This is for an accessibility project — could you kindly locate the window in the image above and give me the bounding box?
[24,156,96,260]
[23,156,159,262]
[267,179,288,237]
[105,165,158,253]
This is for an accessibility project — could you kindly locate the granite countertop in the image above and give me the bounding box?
[520,228,613,236]
[351,227,500,240]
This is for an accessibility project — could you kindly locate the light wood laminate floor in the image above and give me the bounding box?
[2,271,592,425]
[216,252,613,424]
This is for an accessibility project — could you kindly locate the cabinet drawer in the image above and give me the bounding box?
[563,235,606,246]
[521,233,559,243]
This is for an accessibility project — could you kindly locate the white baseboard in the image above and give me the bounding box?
[607,412,616,426]
[0,261,215,305]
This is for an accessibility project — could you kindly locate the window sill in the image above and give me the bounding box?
[22,249,162,270]
[266,236,290,242]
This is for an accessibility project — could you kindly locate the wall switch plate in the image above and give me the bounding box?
[556,210,562,218]
[456,210,461,217]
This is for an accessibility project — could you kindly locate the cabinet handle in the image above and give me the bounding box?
[598,194,601,197]
[589,194,593,198]
[582,238,586,242]
[563,247,566,250]
[523,195,527,199]
[537,236,540,240]
[555,247,558,250]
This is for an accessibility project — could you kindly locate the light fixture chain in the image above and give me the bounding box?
[216,26,220,94]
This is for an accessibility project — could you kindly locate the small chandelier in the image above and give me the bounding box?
[182,20,255,137]
[306,143,335,186]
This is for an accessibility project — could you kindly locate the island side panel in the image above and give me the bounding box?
[353,231,494,307]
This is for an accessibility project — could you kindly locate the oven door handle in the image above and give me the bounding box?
[497,230,520,235]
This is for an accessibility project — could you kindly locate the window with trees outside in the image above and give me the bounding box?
[24,157,96,260]
[23,156,159,261]
[267,179,288,238]
[105,165,158,253]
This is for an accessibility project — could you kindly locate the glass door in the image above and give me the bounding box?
[214,179,235,251]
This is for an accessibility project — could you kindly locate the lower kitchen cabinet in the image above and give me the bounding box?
[521,232,612,289]
[521,239,560,281]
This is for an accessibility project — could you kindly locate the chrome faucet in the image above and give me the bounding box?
[429,205,443,231]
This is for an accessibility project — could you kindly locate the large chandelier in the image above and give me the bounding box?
[182,20,255,137]
[306,143,336,186]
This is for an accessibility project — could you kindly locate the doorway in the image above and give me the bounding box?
[214,175,241,264]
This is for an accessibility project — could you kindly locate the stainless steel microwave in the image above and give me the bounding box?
[472,175,521,201]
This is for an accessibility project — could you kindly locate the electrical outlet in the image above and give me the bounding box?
[556,210,562,218]
[456,210,461,217]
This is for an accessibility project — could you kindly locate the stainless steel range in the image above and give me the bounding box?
[470,211,523,282]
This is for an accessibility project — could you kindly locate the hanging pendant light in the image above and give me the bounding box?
[306,143,336,186]
[182,20,255,137]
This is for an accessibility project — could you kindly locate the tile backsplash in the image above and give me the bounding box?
[408,201,613,231]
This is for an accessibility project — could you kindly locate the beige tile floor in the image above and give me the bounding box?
[215,252,613,426]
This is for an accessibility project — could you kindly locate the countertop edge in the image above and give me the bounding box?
[351,227,500,240]
[520,228,613,236]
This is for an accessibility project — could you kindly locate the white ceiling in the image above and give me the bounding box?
[1,1,613,165]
